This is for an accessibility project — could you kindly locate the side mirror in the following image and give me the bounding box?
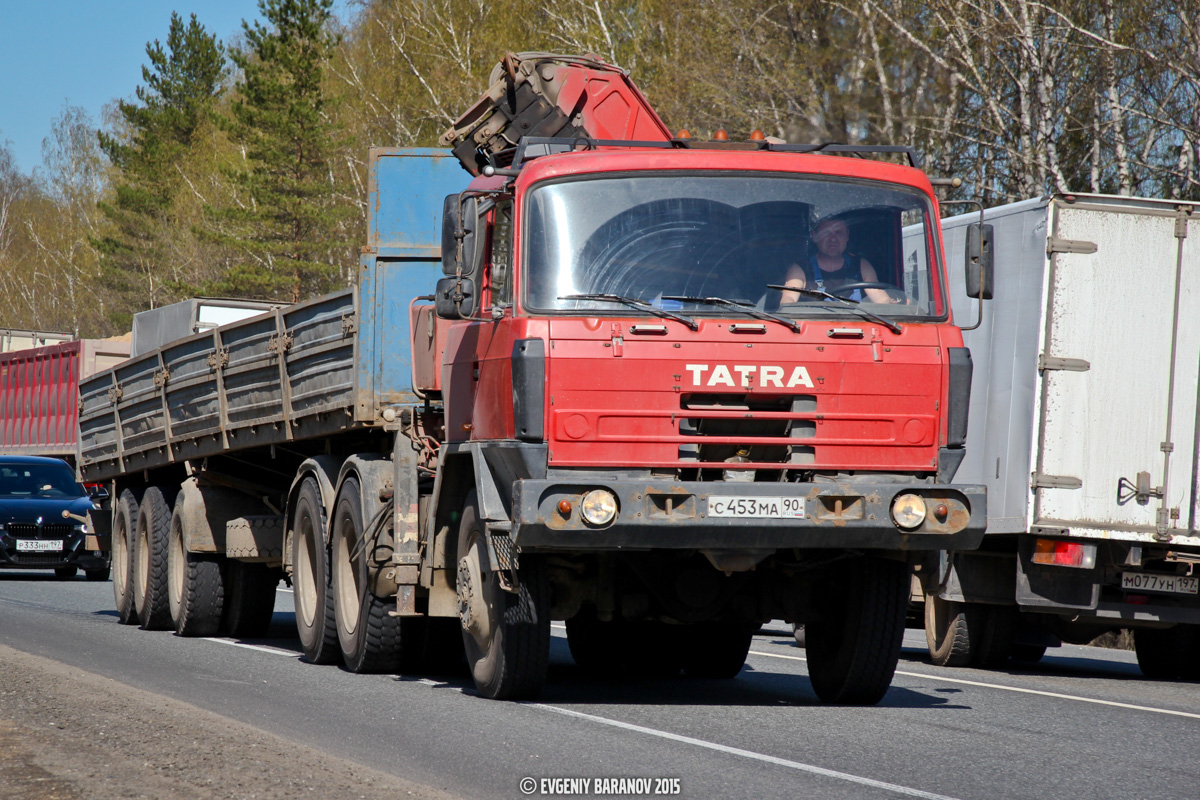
[86,483,109,502]
[435,276,478,319]
[965,223,994,299]
[441,194,480,278]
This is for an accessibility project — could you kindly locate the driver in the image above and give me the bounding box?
[779,217,899,304]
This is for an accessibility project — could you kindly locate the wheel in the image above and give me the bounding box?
[825,281,904,300]
[113,489,141,625]
[806,557,909,705]
[792,623,806,648]
[457,489,550,699]
[85,566,110,582]
[1134,626,1200,680]
[331,477,409,673]
[166,496,225,637]
[54,566,78,579]
[222,562,279,638]
[133,486,174,630]
[924,592,981,667]
[679,622,754,679]
[291,477,339,664]
[973,605,1016,668]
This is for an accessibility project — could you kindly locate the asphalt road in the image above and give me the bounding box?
[1,569,1197,800]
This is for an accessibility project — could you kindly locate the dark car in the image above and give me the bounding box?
[0,456,109,580]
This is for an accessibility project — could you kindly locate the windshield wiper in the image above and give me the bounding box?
[661,295,801,333]
[558,293,698,331]
[766,285,902,335]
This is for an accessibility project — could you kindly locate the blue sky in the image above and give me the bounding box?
[0,1,350,176]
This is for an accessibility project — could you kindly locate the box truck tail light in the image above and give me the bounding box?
[1032,539,1097,569]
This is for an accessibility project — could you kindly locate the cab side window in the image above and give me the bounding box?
[490,200,514,306]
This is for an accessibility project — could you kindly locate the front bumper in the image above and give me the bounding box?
[0,530,109,571]
[511,479,986,552]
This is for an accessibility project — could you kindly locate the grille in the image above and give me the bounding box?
[12,554,68,565]
[679,393,816,467]
[8,524,73,538]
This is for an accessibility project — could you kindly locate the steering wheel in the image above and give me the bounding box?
[827,281,906,302]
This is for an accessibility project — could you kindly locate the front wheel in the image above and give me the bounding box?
[806,557,909,705]
[457,490,550,699]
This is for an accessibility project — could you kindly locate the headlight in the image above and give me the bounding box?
[891,493,927,529]
[580,490,618,527]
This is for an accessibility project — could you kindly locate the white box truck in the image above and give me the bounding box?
[926,193,1200,678]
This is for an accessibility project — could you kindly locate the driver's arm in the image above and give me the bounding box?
[779,262,807,303]
[860,259,901,304]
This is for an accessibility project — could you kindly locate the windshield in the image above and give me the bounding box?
[524,173,943,319]
[0,463,86,499]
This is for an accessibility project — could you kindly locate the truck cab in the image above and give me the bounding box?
[423,129,986,702]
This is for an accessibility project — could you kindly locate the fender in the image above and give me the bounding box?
[176,476,272,553]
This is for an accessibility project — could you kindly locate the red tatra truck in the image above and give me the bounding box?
[78,54,986,704]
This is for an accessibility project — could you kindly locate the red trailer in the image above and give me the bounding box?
[0,338,130,462]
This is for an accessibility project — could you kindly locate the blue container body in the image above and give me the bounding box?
[358,148,471,408]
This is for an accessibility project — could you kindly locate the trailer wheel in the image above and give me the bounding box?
[292,477,339,664]
[331,477,407,673]
[924,593,981,667]
[133,486,174,630]
[680,622,754,679]
[167,497,224,637]
[113,489,141,625]
[457,490,549,699]
[1134,625,1200,680]
[806,557,909,705]
[223,562,279,638]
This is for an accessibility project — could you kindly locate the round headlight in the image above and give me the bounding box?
[580,490,618,527]
[891,493,927,529]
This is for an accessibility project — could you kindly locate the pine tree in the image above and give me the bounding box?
[206,0,352,303]
[94,12,226,325]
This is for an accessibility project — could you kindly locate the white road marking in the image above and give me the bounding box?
[413,677,957,797]
[532,703,960,800]
[276,587,294,594]
[203,638,299,657]
[747,650,1200,721]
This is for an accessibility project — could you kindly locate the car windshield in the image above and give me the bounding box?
[0,463,86,499]
[524,173,943,319]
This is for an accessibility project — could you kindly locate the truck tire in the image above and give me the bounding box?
[924,593,981,667]
[680,622,754,679]
[1134,625,1200,680]
[222,562,279,638]
[54,566,78,579]
[457,490,550,699]
[806,557,909,705]
[167,497,224,637]
[133,486,174,631]
[292,477,339,664]
[113,489,141,625]
[973,605,1016,668]
[331,477,406,673]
